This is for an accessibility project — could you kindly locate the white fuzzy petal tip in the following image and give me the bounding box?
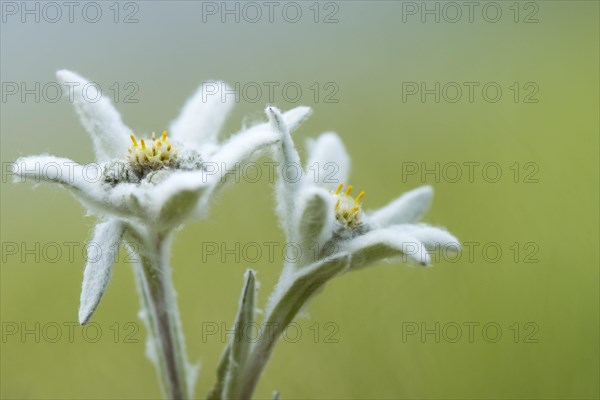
[369,185,434,227]
[266,105,312,135]
[266,106,287,135]
[343,227,432,268]
[56,69,131,162]
[209,106,310,181]
[399,224,461,253]
[305,132,351,189]
[170,81,235,151]
[12,155,117,212]
[282,106,312,132]
[79,220,125,324]
[13,155,86,185]
[266,106,299,164]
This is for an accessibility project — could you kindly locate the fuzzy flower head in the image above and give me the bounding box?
[239,108,462,391]
[13,70,311,325]
[14,71,311,230]
[266,106,460,280]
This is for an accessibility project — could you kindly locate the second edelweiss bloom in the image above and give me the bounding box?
[215,108,462,400]
[266,106,460,281]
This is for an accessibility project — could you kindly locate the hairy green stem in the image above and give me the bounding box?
[134,233,190,399]
[236,327,279,399]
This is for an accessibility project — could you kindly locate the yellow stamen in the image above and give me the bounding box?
[354,191,365,203]
[332,183,365,229]
[126,130,178,177]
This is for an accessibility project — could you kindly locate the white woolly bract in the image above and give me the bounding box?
[209,106,311,170]
[295,186,337,252]
[79,219,125,324]
[139,170,210,222]
[305,132,350,190]
[56,70,131,162]
[279,106,312,133]
[266,107,300,167]
[13,155,97,190]
[368,185,434,227]
[170,81,235,152]
[266,107,304,237]
[394,223,461,251]
[341,226,432,266]
[12,155,125,216]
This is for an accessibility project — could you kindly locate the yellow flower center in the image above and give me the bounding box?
[332,183,365,229]
[128,130,177,171]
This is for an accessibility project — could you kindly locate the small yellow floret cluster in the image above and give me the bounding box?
[332,183,365,229]
[127,130,177,171]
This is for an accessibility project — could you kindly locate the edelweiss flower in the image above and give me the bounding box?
[13,70,311,324]
[266,106,460,300]
[215,108,461,400]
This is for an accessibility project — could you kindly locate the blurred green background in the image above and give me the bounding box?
[1,1,598,399]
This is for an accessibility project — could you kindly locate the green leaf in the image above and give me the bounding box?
[223,270,257,399]
[206,344,231,400]
[236,254,350,399]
